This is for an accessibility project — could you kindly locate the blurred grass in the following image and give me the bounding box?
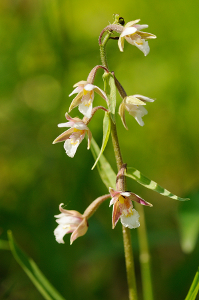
[0,0,199,299]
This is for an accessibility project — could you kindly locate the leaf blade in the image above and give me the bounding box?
[8,231,65,300]
[92,112,111,170]
[90,137,116,189]
[185,268,199,300]
[126,167,189,201]
[103,73,116,122]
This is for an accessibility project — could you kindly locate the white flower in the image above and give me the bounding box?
[118,19,156,56]
[119,94,154,128]
[54,204,88,244]
[69,81,107,119]
[53,113,92,157]
[109,188,152,229]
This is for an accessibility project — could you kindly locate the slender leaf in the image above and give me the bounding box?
[103,72,116,122]
[92,112,111,170]
[90,137,116,189]
[185,268,199,300]
[8,231,65,300]
[126,167,189,201]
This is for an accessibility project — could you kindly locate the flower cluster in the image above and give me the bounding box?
[53,17,156,244]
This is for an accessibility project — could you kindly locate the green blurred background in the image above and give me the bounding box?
[0,0,199,299]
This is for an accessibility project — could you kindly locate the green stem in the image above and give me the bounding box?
[99,15,138,300]
[100,36,110,69]
[111,117,138,300]
[123,226,138,300]
[135,204,154,300]
[99,14,120,69]
[110,121,123,170]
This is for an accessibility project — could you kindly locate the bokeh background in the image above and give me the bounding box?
[0,0,199,299]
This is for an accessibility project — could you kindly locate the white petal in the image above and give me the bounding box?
[58,122,74,128]
[78,101,92,118]
[73,122,88,130]
[69,86,83,97]
[55,215,79,225]
[64,139,80,157]
[134,24,148,30]
[138,106,148,116]
[134,40,150,56]
[125,96,146,106]
[54,224,70,243]
[84,83,95,91]
[125,20,140,28]
[133,95,154,102]
[133,106,148,126]
[109,198,115,206]
[121,26,137,37]
[120,209,140,229]
[121,192,131,197]
[93,86,108,101]
[118,36,125,52]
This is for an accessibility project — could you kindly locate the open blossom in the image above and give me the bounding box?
[54,203,88,244]
[69,81,107,118]
[53,113,92,158]
[119,94,154,128]
[118,19,156,56]
[109,187,152,229]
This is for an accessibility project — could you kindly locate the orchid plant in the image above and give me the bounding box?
[53,15,189,300]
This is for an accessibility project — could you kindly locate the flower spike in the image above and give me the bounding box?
[118,19,156,55]
[53,113,92,158]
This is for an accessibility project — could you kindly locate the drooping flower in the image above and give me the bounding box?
[53,113,92,158]
[119,94,154,128]
[54,203,88,244]
[69,81,107,119]
[118,19,156,55]
[109,187,152,229]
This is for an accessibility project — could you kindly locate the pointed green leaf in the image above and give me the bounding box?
[126,167,189,201]
[8,231,65,300]
[90,137,116,189]
[103,72,116,122]
[92,112,111,170]
[185,268,199,300]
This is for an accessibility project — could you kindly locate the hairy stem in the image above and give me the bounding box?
[135,204,154,300]
[123,226,138,300]
[99,14,138,300]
